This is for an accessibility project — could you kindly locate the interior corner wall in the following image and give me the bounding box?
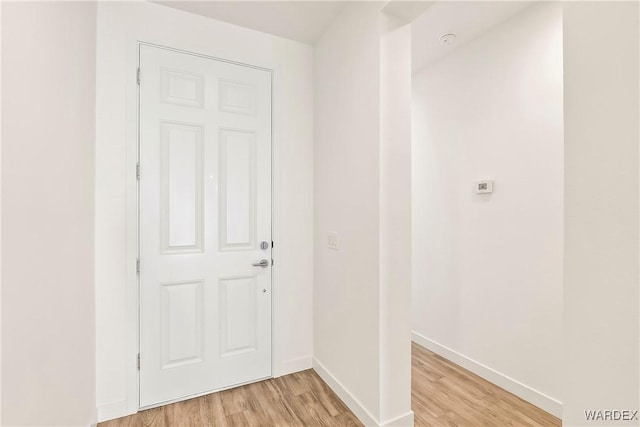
[411,3,563,416]
[95,2,314,422]
[379,16,413,427]
[0,1,4,425]
[313,4,413,426]
[563,2,639,425]
[1,2,97,426]
[313,3,382,421]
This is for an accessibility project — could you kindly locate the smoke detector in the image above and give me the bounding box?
[439,33,457,45]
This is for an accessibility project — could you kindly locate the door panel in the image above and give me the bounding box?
[161,121,204,253]
[160,280,203,369]
[139,45,272,408]
[219,128,256,250]
[219,275,257,356]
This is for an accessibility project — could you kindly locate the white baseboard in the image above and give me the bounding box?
[275,355,313,378]
[381,410,414,427]
[97,400,136,423]
[312,358,379,426]
[412,331,562,418]
[312,358,414,426]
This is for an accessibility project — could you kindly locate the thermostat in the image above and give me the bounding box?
[475,180,494,194]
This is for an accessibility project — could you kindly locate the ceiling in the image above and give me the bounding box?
[154,1,347,44]
[411,1,533,72]
[154,1,533,71]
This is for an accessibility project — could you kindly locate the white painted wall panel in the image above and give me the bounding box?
[314,3,383,419]
[314,5,413,426]
[563,2,639,425]
[380,15,413,426]
[1,2,97,425]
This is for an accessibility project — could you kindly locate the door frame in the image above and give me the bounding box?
[133,41,275,410]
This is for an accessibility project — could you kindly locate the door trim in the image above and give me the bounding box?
[138,41,273,72]
[135,41,275,410]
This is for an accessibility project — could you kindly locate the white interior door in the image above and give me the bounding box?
[138,45,272,408]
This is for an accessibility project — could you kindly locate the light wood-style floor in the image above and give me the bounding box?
[411,342,560,427]
[100,343,561,426]
[99,369,361,427]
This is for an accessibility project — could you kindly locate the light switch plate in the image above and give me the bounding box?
[328,232,339,250]
[475,180,494,194]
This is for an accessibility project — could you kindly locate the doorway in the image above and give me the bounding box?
[138,44,273,408]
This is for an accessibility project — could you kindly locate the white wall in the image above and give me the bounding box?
[95,2,314,421]
[1,2,97,426]
[412,3,563,416]
[314,4,412,426]
[314,3,382,421]
[563,2,639,426]
[379,15,413,426]
[0,2,4,424]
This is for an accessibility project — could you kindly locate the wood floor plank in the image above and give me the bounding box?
[225,411,250,427]
[332,412,364,427]
[296,391,337,426]
[100,345,560,427]
[262,394,301,425]
[201,392,226,427]
[164,397,207,426]
[411,342,561,427]
[300,370,349,417]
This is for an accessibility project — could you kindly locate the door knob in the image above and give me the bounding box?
[252,259,269,268]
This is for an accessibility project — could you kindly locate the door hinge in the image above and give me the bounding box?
[272,241,274,248]
[137,353,140,370]
[136,163,140,181]
[136,68,141,85]
[136,258,140,274]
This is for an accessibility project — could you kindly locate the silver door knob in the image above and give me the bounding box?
[252,259,269,268]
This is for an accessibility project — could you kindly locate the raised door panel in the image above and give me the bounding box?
[218,128,256,251]
[219,79,256,115]
[160,121,203,254]
[160,281,204,369]
[219,276,257,357]
[161,68,204,108]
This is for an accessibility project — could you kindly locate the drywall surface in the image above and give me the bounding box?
[314,4,413,425]
[563,2,639,426]
[0,2,4,425]
[1,2,97,425]
[412,3,563,416]
[379,15,413,426]
[95,1,314,421]
[314,2,382,420]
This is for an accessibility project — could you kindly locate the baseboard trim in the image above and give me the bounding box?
[412,331,562,418]
[312,358,379,426]
[97,399,136,423]
[381,410,414,427]
[276,355,313,378]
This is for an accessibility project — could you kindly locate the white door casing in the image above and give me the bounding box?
[139,45,272,408]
